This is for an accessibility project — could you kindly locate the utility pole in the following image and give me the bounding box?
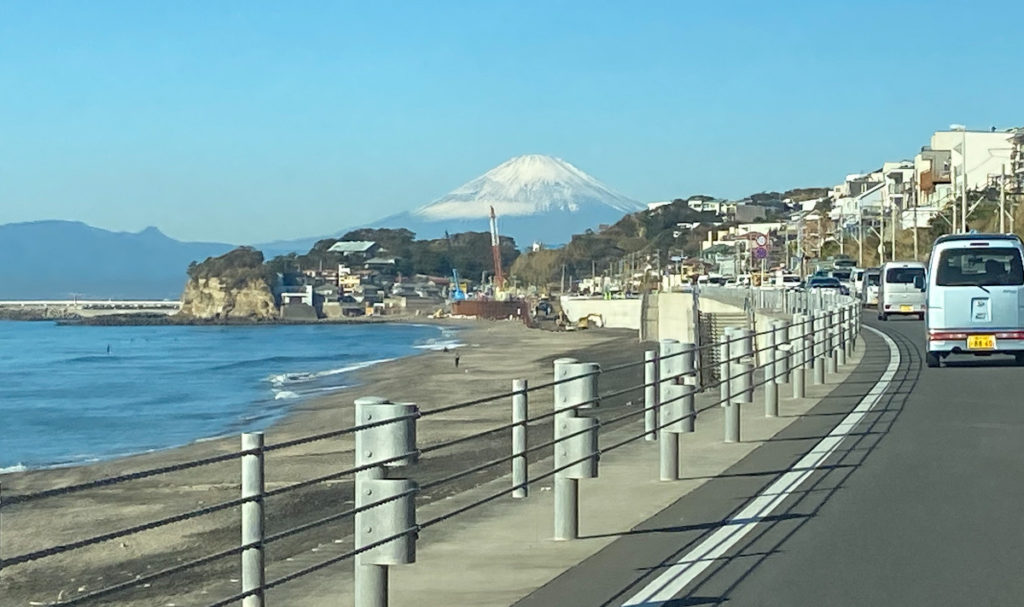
[879,200,885,265]
[913,184,919,261]
[1001,165,1007,233]
[858,208,864,268]
[891,202,897,261]
[950,164,957,235]
[961,127,968,233]
[796,215,804,277]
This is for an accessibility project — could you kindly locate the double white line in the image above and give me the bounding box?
[623,326,900,606]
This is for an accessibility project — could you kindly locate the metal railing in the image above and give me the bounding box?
[0,288,863,607]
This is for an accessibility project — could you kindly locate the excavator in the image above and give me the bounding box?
[450,268,467,301]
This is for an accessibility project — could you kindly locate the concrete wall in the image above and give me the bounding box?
[559,297,641,330]
[559,293,781,346]
[655,293,693,342]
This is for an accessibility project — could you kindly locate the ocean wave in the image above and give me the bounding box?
[274,390,300,400]
[267,358,395,386]
[0,463,27,474]
[210,354,331,372]
[413,339,464,351]
[64,354,125,364]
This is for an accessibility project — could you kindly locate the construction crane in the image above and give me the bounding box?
[489,206,505,289]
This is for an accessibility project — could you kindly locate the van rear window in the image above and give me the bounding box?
[885,268,925,284]
[935,248,1024,286]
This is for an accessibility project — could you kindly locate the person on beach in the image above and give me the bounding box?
[455,352,460,368]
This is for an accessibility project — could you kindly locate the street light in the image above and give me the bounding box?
[950,124,968,233]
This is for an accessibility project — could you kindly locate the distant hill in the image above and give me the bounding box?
[0,221,234,299]
[251,155,645,252]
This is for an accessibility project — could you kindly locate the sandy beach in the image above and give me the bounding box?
[0,319,649,606]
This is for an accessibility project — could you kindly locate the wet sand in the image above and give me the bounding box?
[0,319,648,606]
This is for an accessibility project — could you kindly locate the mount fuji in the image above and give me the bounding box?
[373,155,645,246]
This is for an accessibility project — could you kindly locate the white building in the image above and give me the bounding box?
[916,128,1018,206]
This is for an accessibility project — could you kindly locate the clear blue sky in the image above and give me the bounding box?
[1,0,1021,244]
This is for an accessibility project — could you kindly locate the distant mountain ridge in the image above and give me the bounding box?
[0,221,234,299]
[372,154,645,245]
[1,157,643,297]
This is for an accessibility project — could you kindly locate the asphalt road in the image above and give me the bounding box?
[516,315,1024,606]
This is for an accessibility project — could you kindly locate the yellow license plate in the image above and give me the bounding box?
[900,305,912,312]
[967,335,995,350]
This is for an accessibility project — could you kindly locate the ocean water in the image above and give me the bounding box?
[0,321,459,471]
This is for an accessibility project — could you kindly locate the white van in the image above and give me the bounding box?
[924,233,1024,367]
[878,261,927,321]
[862,268,881,306]
[851,268,865,298]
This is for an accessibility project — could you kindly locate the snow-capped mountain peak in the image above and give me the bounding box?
[413,154,643,220]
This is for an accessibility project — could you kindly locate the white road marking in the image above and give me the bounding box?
[622,326,900,606]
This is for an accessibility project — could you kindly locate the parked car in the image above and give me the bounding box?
[924,233,1024,367]
[807,276,849,296]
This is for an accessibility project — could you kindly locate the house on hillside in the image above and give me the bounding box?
[328,241,380,257]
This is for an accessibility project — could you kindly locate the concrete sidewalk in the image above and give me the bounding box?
[268,344,865,607]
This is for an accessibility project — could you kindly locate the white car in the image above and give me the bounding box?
[776,274,803,290]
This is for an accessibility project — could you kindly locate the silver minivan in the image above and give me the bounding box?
[925,233,1024,367]
[878,261,927,321]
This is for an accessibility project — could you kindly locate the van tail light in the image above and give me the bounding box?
[928,331,1024,341]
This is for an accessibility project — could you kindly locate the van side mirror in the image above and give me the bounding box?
[913,276,925,291]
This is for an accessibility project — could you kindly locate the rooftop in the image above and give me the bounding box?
[327,241,378,254]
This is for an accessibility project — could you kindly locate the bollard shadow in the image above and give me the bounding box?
[593,327,920,607]
[580,512,810,541]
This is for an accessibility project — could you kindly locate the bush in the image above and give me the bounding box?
[187,247,270,289]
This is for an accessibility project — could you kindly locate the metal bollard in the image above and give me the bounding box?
[658,340,684,481]
[644,350,658,442]
[791,314,807,399]
[354,397,419,607]
[552,358,600,541]
[722,328,751,443]
[827,309,839,375]
[682,343,697,433]
[803,314,815,371]
[512,379,528,499]
[847,304,857,358]
[836,307,847,366]
[812,312,826,385]
[764,322,779,417]
[241,433,265,607]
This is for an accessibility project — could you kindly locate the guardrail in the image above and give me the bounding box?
[0,288,862,607]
